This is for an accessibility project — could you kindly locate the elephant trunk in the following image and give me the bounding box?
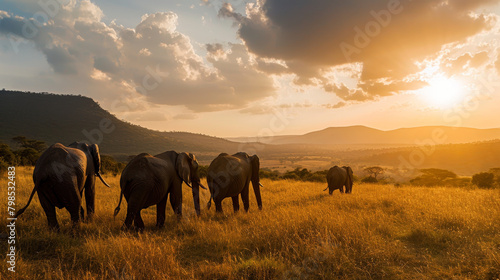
[96,172,111,188]
[206,179,214,210]
[192,181,201,216]
[252,180,263,210]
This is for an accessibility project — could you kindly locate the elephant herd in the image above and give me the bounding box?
[15,143,354,231]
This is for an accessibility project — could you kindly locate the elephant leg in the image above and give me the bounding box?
[241,184,250,212]
[340,185,344,193]
[169,185,182,219]
[156,195,168,228]
[38,192,59,230]
[215,198,223,213]
[80,206,85,221]
[123,208,136,230]
[252,182,263,210]
[231,196,240,212]
[84,175,96,221]
[134,211,145,232]
[67,204,81,228]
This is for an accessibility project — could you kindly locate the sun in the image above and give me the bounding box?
[419,76,466,109]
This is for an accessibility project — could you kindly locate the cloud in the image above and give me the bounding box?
[0,2,276,113]
[126,111,168,122]
[240,102,311,115]
[443,51,492,75]
[173,113,198,120]
[324,102,347,109]
[219,0,497,101]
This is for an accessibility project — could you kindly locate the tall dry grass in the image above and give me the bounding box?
[1,167,499,279]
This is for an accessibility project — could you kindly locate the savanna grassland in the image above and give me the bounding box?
[1,167,500,279]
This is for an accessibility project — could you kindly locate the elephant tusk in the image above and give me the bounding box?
[323,187,328,191]
[184,181,193,188]
[96,173,111,188]
[259,182,264,188]
[199,183,207,190]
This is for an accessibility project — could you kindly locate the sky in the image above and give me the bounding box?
[1,0,500,137]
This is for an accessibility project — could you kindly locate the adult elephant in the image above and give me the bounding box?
[324,166,354,195]
[16,142,111,230]
[114,151,205,231]
[206,152,263,213]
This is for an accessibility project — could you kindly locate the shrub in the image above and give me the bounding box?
[0,158,8,175]
[361,176,378,183]
[0,143,16,165]
[282,172,300,181]
[260,168,281,180]
[410,168,457,187]
[100,155,126,176]
[15,147,40,165]
[444,177,472,188]
[472,172,495,189]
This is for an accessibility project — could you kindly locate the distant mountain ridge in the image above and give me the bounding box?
[0,90,241,160]
[229,125,500,146]
[2,90,499,175]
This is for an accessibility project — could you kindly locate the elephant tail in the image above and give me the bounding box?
[113,191,124,217]
[15,185,38,218]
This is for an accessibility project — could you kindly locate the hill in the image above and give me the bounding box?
[1,90,499,175]
[229,125,500,146]
[356,140,500,176]
[0,90,241,160]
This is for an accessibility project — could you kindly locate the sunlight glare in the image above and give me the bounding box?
[420,76,466,109]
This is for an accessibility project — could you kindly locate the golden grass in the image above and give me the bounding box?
[1,167,499,279]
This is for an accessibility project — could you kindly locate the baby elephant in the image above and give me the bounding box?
[114,151,205,231]
[324,166,354,194]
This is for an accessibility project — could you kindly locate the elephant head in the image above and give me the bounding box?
[343,166,354,193]
[249,154,263,210]
[236,152,263,209]
[153,151,206,215]
[176,152,204,215]
[69,142,110,187]
[250,155,260,186]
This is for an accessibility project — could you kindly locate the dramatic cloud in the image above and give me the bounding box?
[220,0,498,101]
[443,51,492,75]
[0,1,276,112]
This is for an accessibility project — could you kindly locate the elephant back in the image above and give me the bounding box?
[34,143,85,183]
[120,153,171,190]
[327,166,347,183]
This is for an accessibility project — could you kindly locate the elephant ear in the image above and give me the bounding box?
[250,155,260,182]
[344,166,353,184]
[89,144,101,174]
[176,153,191,185]
[187,153,199,174]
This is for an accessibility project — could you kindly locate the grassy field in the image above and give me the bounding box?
[1,167,499,279]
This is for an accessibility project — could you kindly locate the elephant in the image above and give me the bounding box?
[206,152,263,213]
[324,166,354,195]
[16,142,111,230]
[113,151,205,231]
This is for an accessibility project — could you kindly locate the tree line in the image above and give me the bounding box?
[0,136,125,176]
[1,136,499,188]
